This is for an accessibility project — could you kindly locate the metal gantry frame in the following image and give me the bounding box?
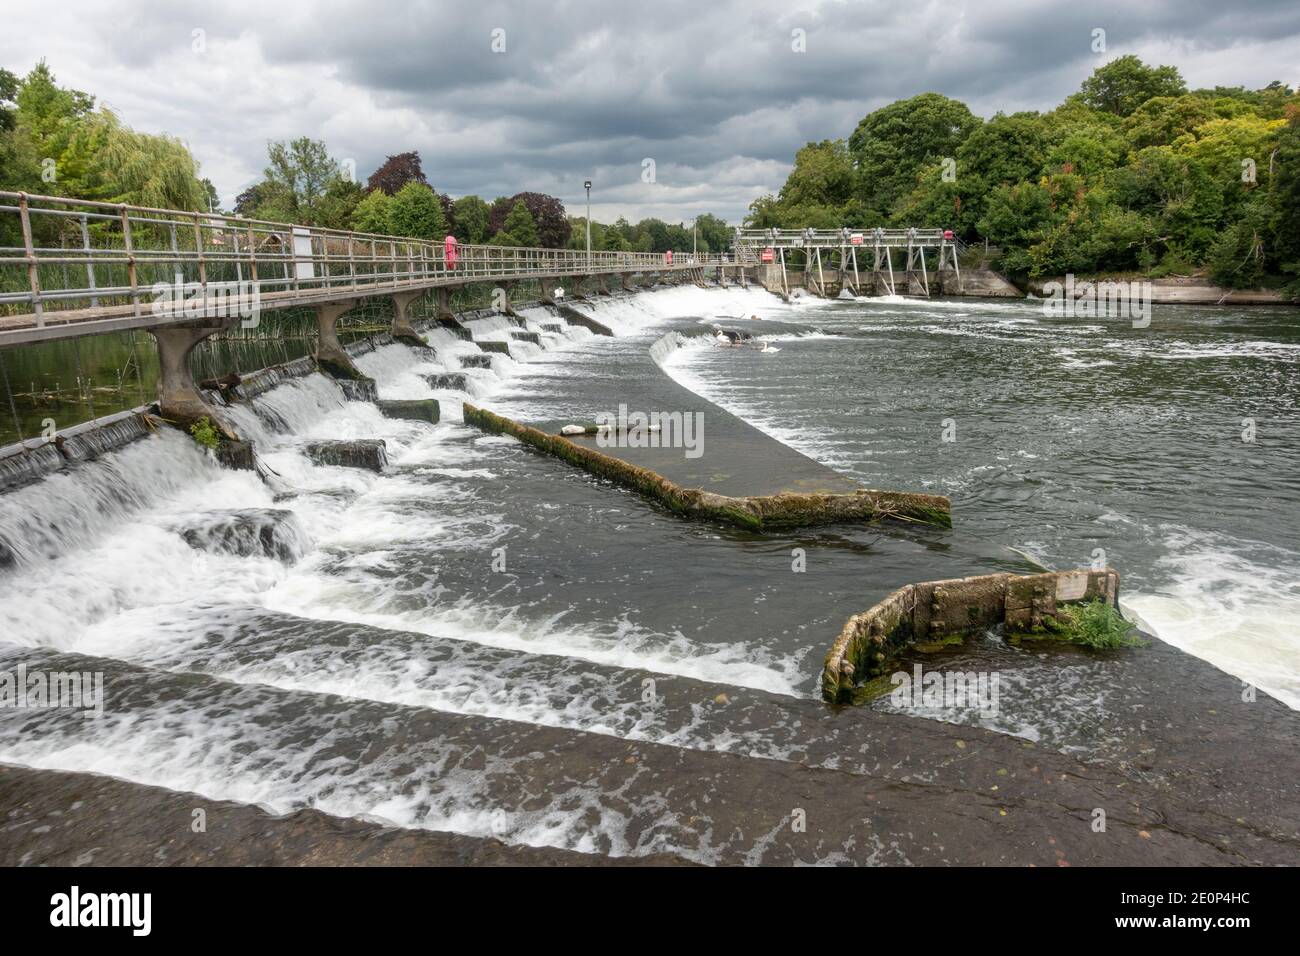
[732,227,962,298]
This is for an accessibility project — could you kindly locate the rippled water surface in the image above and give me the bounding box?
[664,292,1300,707]
[1,285,1296,863]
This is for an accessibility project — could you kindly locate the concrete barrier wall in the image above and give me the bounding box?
[0,408,157,494]
[462,403,951,531]
[821,568,1120,702]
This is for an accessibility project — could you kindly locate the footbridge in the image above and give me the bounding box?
[0,191,720,427]
[731,227,962,298]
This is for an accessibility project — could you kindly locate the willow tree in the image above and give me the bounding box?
[94,111,208,210]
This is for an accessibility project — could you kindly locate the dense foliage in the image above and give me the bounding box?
[0,62,210,210]
[749,56,1300,290]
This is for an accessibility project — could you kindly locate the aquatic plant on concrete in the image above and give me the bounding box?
[1013,598,1145,649]
[189,416,221,451]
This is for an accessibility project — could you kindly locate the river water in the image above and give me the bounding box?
[663,291,1300,708]
[0,285,1295,862]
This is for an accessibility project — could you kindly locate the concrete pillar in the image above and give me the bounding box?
[595,273,612,296]
[314,301,368,380]
[150,322,236,435]
[391,290,427,348]
[434,287,456,321]
[620,273,636,293]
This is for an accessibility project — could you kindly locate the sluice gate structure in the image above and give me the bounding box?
[731,227,963,298]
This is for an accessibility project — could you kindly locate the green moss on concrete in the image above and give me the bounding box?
[851,674,899,705]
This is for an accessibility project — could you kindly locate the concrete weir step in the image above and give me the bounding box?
[477,341,510,355]
[0,764,693,867]
[377,399,440,424]
[460,354,492,369]
[423,373,469,391]
[1,644,1290,866]
[304,439,388,472]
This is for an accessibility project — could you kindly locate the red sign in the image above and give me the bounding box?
[850,234,863,245]
[761,247,774,262]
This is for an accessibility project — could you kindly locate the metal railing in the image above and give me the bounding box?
[0,191,727,334]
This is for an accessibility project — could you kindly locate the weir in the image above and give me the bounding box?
[3,281,1299,869]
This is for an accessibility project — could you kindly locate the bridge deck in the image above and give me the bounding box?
[0,191,729,347]
[0,265,704,346]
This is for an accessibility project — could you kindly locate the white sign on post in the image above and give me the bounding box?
[292,227,315,281]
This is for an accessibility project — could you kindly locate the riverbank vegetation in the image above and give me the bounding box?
[749,57,1300,294]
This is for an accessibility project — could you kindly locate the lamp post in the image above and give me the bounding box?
[584,180,592,269]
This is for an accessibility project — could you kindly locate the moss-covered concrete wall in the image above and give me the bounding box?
[821,568,1121,702]
[462,403,951,532]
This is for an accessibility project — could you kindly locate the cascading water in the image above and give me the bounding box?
[3,285,1291,866]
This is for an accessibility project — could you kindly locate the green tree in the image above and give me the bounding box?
[694,213,730,253]
[1256,112,1300,296]
[452,194,490,243]
[848,93,980,216]
[1078,55,1186,117]
[1208,198,1271,287]
[387,181,447,238]
[744,194,782,228]
[0,68,19,132]
[350,189,393,233]
[315,176,365,230]
[779,139,856,209]
[502,200,539,246]
[94,111,207,209]
[257,137,341,224]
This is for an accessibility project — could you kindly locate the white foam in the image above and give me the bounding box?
[1124,527,1300,709]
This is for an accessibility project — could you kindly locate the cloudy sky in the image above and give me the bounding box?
[4,0,1299,223]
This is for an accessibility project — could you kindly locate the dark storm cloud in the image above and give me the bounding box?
[6,0,1299,221]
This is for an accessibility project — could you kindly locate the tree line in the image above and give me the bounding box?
[0,62,729,256]
[748,56,1300,292]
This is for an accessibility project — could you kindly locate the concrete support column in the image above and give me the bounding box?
[620,273,636,293]
[595,273,612,296]
[434,287,456,321]
[391,290,427,348]
[151,322,236,435]
[315,301,367,380]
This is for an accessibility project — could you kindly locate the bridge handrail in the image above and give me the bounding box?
[0,191,728,325]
